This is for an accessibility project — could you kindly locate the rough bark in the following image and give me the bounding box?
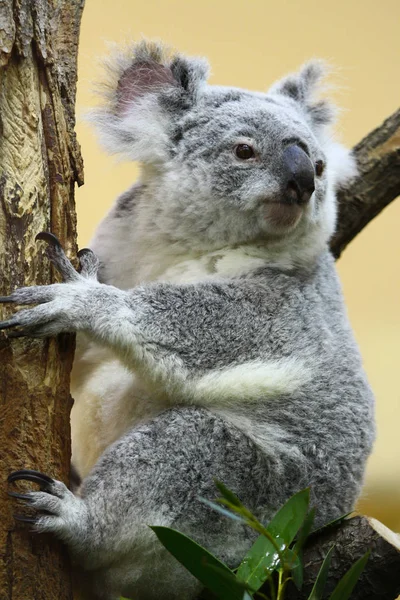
[284,516,400,600]
[0,1,84,599]
[331,108,400,258]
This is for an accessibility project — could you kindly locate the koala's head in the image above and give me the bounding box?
[91,41,356,264]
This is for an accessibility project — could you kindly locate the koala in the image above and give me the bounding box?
[3,41,375,600]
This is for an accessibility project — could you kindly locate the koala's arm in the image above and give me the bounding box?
[0,236,267,393]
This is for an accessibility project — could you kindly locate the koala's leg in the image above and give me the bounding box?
[8,407,272,600]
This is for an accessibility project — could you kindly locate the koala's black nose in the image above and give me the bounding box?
[282,145,315,205]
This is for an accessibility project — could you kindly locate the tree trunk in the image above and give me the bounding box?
[0,1,84,599]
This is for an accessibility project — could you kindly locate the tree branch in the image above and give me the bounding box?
[331,108,400,258]
[285,516,400,600]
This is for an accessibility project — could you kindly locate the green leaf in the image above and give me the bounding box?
[236,488,310,591]
[307,545,334,600]
[310,512,353,539]
[293,507,316,552]
[200,497,248,524]
[328,551,369,600]
[213,481,274,530]
[151,526,248,600]
[290,507,316,591]
[267,488,310,552]
[214,480,245,509]
[286,548,303,591]
[235,532,278,592]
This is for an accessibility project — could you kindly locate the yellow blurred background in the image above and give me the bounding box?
[75,0,400,530]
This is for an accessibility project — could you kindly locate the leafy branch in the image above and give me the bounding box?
[151,484,370,600]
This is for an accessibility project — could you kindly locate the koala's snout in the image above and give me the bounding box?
[282,145,315,205]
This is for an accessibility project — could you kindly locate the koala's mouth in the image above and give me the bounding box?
[262,199,304,230]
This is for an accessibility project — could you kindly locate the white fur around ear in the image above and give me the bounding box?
[322,137,358,189]
[87,40,209,163]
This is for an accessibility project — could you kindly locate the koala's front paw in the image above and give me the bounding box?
[0,233,100,338]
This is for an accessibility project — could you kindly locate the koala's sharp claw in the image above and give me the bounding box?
[6,331,26,338]
[0,296,14,304]
[8,491,33,502]
[8,469,54,488]
[36,233,80,282]
[0,319,19,331]
[78,248,100,279]
[13,514,37,524]
[35,232,62,248]
[77,248,92,259]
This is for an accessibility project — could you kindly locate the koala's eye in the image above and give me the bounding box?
[315,160,325,176]
[235,144,255,160]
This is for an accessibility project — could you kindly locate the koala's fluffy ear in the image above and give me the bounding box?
[268,61,336,132]
[89,40,209,162]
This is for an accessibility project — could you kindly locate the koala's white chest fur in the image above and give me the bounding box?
[70,244,312,477]
[154,247,270,282]
[71,345,162,477]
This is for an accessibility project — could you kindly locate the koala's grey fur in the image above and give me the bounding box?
[3,41,375,600]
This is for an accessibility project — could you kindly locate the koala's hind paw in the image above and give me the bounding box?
[8,469,86,538]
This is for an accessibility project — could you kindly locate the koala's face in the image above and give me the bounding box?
[92,42,355,253]
[169,89,326,240]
